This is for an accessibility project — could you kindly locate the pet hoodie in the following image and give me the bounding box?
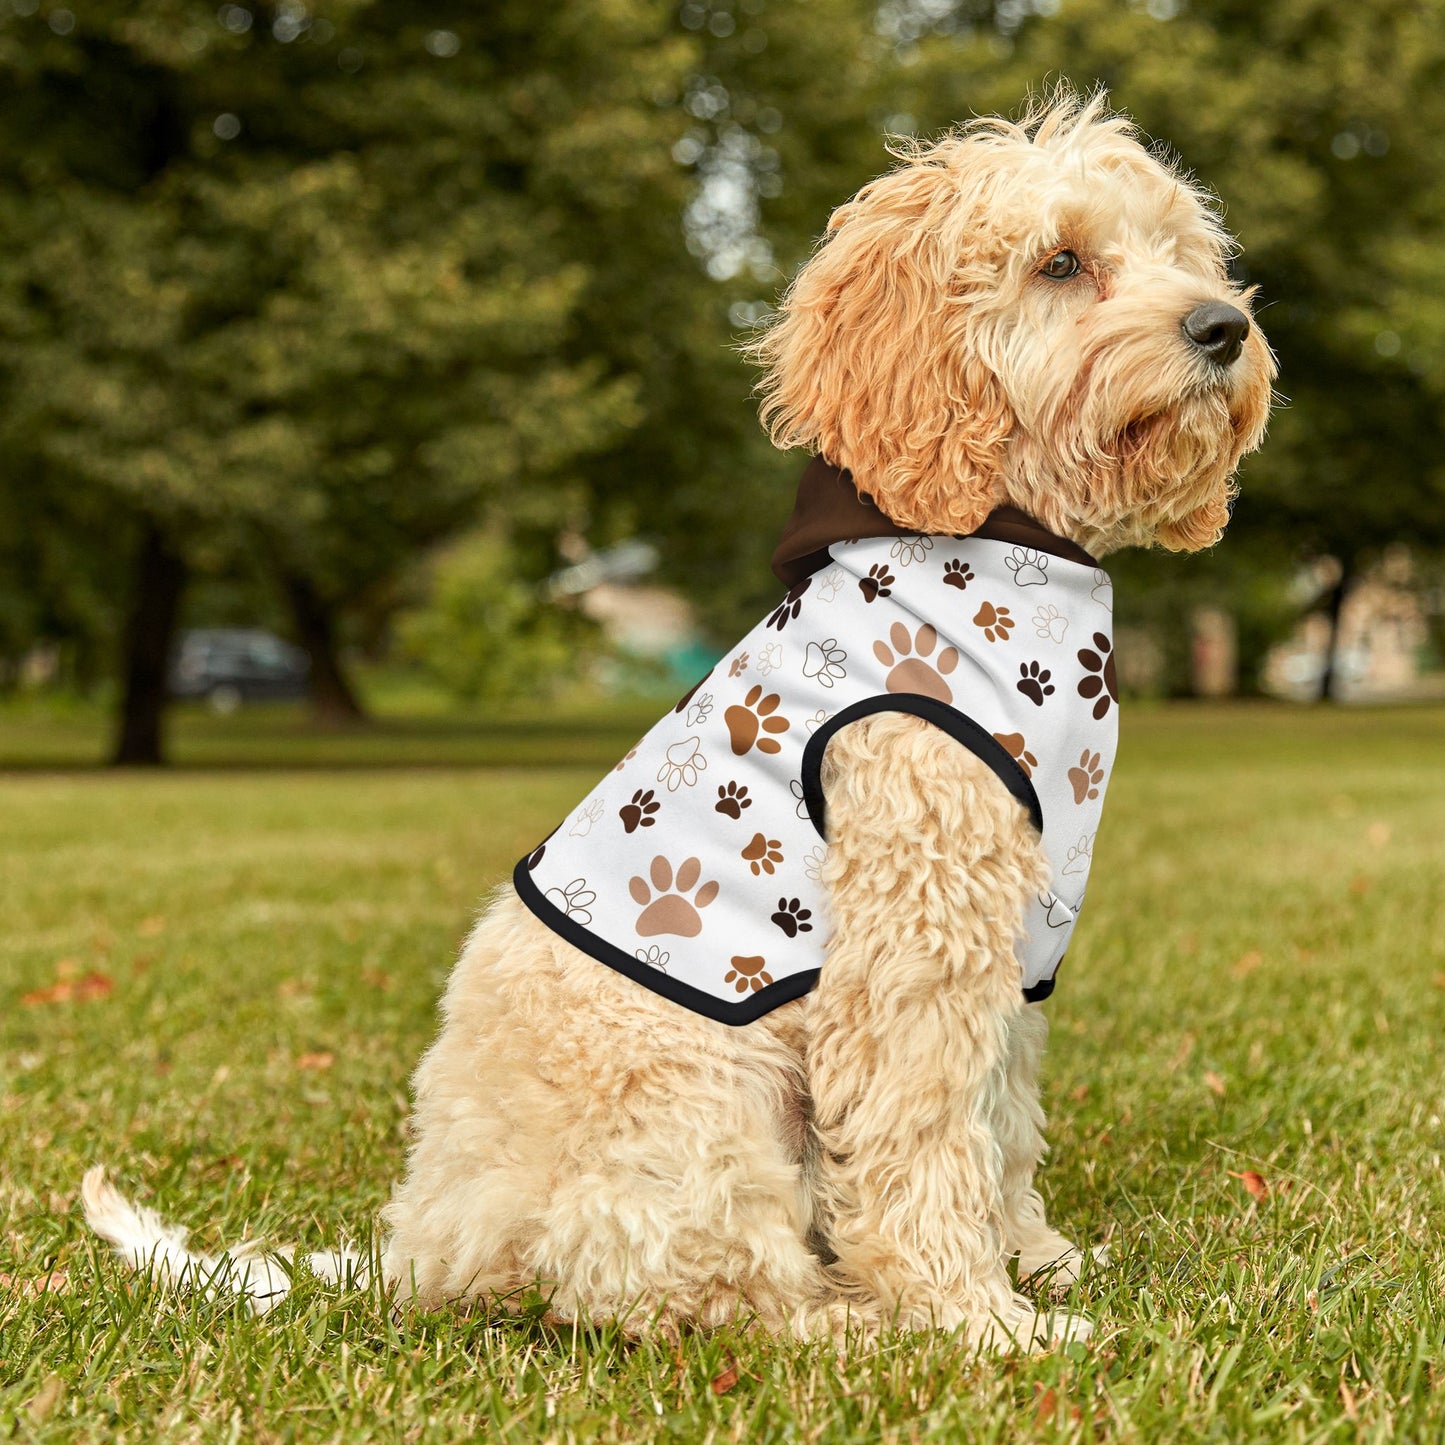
[515,458,1119,1026]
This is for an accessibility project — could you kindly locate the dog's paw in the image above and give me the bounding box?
[1018,1241,1110,1293]
[972,1295,1093,1353]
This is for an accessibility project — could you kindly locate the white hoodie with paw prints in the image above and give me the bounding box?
[516,483,1119,1025]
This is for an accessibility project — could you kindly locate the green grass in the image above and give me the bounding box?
[2,702,1444,1442]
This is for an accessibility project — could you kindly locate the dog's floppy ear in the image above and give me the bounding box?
[749,150,1012,535]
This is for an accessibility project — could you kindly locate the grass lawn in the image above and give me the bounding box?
[2,701,1443,1441]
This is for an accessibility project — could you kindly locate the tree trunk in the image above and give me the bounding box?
[1317,557,1354,703]
[281,571,366,725]
[112,524,187,766]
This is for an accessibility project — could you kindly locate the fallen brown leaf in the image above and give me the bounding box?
[711,1357,739,1396]
[1232,950,1263,977]
[1070,1083,1090,1102]
[361,969,394,992]
[0,1268,70,1299]
[1034,1386,1058,1425]
[1433,974,1445,990]
[1228,1169,1268,1201]
[1204,1070,1227,1098]
[295,1052,334,1071]
[21,972,113,1007]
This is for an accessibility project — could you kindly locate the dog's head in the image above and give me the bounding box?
[751,90,1275,554]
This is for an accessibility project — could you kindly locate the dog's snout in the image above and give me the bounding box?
[1182,302,1250,367]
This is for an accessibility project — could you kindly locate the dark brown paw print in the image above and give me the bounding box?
[619,789,660,833]
[741,832,784,876]
[1016,661,1055,706]
[1068,749,1105,803]
[771,897,813,937]
[766,579,811,631]
[943,559,974,590]
[725,685,790,756]
[973,601,1015,642]
[715,782,752,818]
[1077,632,1118,719]
[724,954,774,994]
[526,843,547,870]
[858,564,894,602]
[993,731,1038,778]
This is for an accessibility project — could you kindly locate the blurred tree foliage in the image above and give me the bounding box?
[4,0,1445,753]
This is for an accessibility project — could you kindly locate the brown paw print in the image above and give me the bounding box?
[1016,661,1055,706]
[715,782,752,818]
[673,671,711,715]
[630,856,720,937]
[526,843,547,870]
[1077,632,1118,719]
[771,897,813,937]
[619,789,659,833]
[742,832,784,876]
[728,652,749,678]
[943,559,974,590]
[993,731,1038,778]
[858,564,894,603]
[973,601,1015,642]
[766,579,811,631]
[1068,749,1105,803]
[724,954,774,994]
[873,622,959,703]
[725,685,790,756]
[612,748,637,773]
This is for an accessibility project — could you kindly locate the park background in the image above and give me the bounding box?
[3,2,1445,1442]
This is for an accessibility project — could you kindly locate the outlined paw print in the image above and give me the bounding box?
[612,748,638,773]
[1091,568,1113,605]
[726,685,790,756]
[767,579,811,631]
[802,637,848,689]
[742,832,784,876]
[635,945,670,973]
[943,559,974,590]
[757,642,783,676]
[656,735,707,791]
[619,789,660,833]
[673,672,711,715]
[1033,604,1067,644]
[630,855,719,937]
[1068,749,1105,803]
[1005,546,1049,586]
[816,567,846,603]
[859,564,895,602]
[568,798,604,837]
[724,954,774,994]
[1039,890,1075,929]
[803,845,828,882]
[805,709,831,735]
[873,621,959,703]
[771,897,814,937]
[544,878,596,924]
[1077,632,1118,719]
[1062,834,1094,877]
[789,779,810,819]
[1016,661,1055,706]
[715,781,752,818]
[993,730,1038,778]
[973,601,1015,643]
[889,535,933,566]
[685,693,714,728]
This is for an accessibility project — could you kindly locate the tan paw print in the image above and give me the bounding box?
[724,954,773,994]
[725,685,790,756]
[630,855,719,937]
[728,652,749,678]
[873,621,959,704]
[1068,749,1105,803]
[973,601,1015,642]
[993,730,1038,778]
[741,832,784,876]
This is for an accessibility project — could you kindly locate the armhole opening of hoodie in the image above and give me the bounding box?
[798,693,1044,840]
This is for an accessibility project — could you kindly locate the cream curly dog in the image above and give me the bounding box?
[85,92,1273,1350]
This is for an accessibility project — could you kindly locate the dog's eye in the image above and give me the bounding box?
[1040,250,1081,280]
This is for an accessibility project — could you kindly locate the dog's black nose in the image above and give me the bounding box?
[1182,302,1250,367]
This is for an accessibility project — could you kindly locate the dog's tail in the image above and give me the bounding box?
[81,1166,368,1315]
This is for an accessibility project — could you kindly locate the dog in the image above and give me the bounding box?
[85,90,1273,1351]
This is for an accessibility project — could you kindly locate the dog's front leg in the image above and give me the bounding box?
[806,712,1089,1349]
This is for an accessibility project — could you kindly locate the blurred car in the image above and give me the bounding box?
[169,629,310,712]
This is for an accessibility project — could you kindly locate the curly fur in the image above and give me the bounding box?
[85,88,1272,1353]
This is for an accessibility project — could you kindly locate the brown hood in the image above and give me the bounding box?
[771,457,1097,586]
